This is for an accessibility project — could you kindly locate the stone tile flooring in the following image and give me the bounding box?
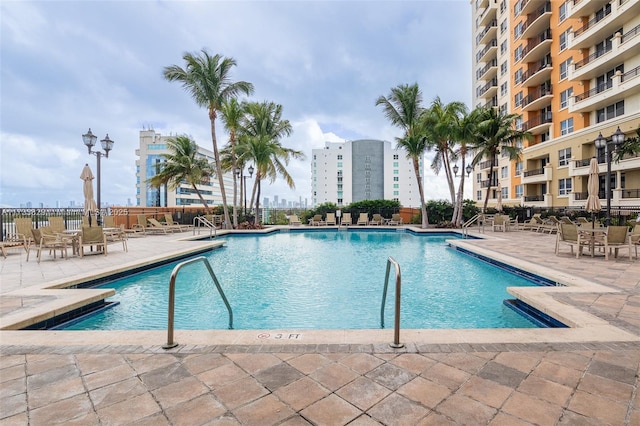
[1,226,639,424]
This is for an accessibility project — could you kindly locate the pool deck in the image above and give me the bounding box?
[1,226,639,425]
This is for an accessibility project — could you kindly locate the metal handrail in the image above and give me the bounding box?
[163,256,233,349]
[462,213,483,236]
[193,215,216,238]
[380,257,403,348]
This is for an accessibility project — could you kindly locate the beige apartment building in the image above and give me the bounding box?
[471,0,640,211]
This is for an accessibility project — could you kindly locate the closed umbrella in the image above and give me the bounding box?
[81,164,97,224]
[496,182,503,212]
[585,157,601,226]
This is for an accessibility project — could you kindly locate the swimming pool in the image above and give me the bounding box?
[63,230,540,330]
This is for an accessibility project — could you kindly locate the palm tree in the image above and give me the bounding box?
[163,49,254,229]
[470,107,532,212]
[375,83,429,228]
[422,97,466,207]
[219,98,246,228]
[238,101,303,220]
[147,135,214,211]
[451,108,481,226]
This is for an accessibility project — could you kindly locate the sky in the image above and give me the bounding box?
[0,0,472,209]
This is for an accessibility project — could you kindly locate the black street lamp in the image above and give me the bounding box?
[243,165,254,216]
[82,128,114,225]
[594,127,625,226]
[453,164,473,178]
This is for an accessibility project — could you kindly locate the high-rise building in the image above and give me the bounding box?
[471,0,640,209]
[135,130,234,207]
[311,139,423,207]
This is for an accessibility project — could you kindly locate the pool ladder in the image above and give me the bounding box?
[163,256,233,349]
[381,257,404,348]
[193,216,217,238]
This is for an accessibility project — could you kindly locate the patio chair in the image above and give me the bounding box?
[629,225,640,260]
[164,213,192,231]
[560,217,575,225]
[340,212,352,226]
[356,213,369,226]
[104,224,128,252]
[603,226,631,260]
[30,227,68,263]
[0,235,28,259]
[148,217,180,233]
[576,217,592,227]
[492,214,507,232]
[135,215,167,234]
[537,216,559,234]
[79,225,107,258]
[388,213,403,226]
[369,214,383,226]
[308,214,326,226]
[521,214,543,231]
[48,216,66,234]
[288,214,302,226]
[555,223,588,258]
[508,215,519,231]
[13,217,35,247]
[325,212,337,226]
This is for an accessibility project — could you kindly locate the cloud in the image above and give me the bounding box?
[0,0,472,208]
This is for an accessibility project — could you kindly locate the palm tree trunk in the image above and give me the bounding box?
[192,184,210,213]
[413,157,428,228]
[442,151,456,204]
[482,155,496,213]
[209,111,232,229]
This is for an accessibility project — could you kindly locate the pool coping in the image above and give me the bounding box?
[1,227,638,348]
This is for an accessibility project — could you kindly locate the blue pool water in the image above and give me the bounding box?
[63,231,539,330]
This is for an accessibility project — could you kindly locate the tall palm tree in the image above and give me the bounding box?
[375,83,429,228]
[163,49,254,229]
[470,107,532,212]
[422,97,466,206]
[451,108,481,226]
[147,135,214,211]
[219,98,246,228]
[239,101,303,219]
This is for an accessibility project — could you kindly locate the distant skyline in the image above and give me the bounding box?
[0,1,472,208]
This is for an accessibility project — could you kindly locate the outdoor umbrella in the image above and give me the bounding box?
[81,163,97,224]
[585,157,601,226]
[496,182,503,212]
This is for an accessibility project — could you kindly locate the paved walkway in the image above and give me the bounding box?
[1,227,639,425]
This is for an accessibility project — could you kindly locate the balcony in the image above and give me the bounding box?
[477,77,498,98]
[482,96,498,109]
[523,194,545,202]
[567,0,606,20]
[522,85,553,112]
[521,29,552,63]
[476,59,498,80]
[478,3,497,27]
[476,39,497,63]
[570,0,640,50]
[477,20,498,46]
[521,112,552,135]
[570,24,640,81]
[478,158,498,170]
[481,179,498,188]
[521,59,552,87]
[571,65,640,113]
[521,166,552,184]
[520,2,551,40]
[515,0,539,17]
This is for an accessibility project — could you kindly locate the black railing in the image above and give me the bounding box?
[522,112,552,131]
[522,85,552,107]
[524,195,544,202]
[621,65,640,83]
[478,159,498,169]
[621,23,640,43]
[521,2,551,34]
[574,158,591,168]
[521,29,552,58]
[521,59,551,82]
[476,59,498,79]
[476,39,498,62]
[574,45,612,70]
[575,81,612,102]
[574,5,611,37]
[476,19,498,44]
[523,168,545,177]
[622,189,640,199]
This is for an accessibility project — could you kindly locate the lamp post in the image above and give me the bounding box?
[82,128,114,225]
[453,164,473,178]
[243,165,254,216]
[594,127,625,226]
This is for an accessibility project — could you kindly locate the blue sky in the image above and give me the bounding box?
[0,0,472,208]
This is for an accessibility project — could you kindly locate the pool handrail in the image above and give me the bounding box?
[193,215,217,238]
[163,256,233,349]
[381,256,404,348]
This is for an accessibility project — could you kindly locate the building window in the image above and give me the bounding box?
[515,161,523,176]
[514,68,523,84]
[560,58,572,80]
[559,178,572,196]
[393,170,399,175]
[500,82,508,96]
[514,92,523,108]
[393,162,399,167]
[560,118,574,135]
[337,162,342,167]
[514,21,524,38]
[500,40,508,55]
[502,186,508,199]
[500,61,507,76]
[476,190,482,201]
[514,45,523,62]
[559,29,571,51]
[337,170,342,176]
[500,19,507,34]
[393,154,399,160]
[393,191,399,196]
[560,88,573,109]
[559,2,567,22]
[515,184,523,198]
[558,147,571,166]
[393,184,399,189]
[337,154,342,160]
[393,177,399,181]
[476,173,481,183]
[501,166,508,178]
[597,101,624,123]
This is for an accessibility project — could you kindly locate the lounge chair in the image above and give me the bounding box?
[102,218,127,252]
[79,226,107,258]
[148,217,180,233]
[30,227,68,263]
[369,214,383,226]
[556,223,588,258]
[388,214,403,226]
[164,213,192,231]
[560,217,575,225]
[576,217,592,227]
[629,225,640,260]
[508,215,519,231]
[356,213,369,226]
[325,212,337,226]
[13,217,35,247]
[521,214,543,231]
[288,214,302,226]
[0,235,28,259]
[340,212,352,226]
[308,214,326,226]
[135,215,166,234]
[537,216,559,234]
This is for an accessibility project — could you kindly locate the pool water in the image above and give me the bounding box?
[63,231,538,330]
